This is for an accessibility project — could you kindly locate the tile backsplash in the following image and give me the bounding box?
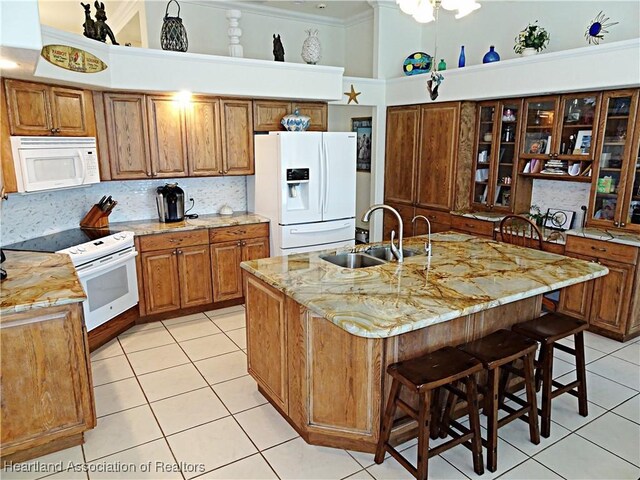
[530,179,591,229]
[0,177,247,245]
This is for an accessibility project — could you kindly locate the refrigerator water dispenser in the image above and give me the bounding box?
[286,168,310,210]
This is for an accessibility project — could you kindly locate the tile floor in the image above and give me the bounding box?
[3,306,639,480]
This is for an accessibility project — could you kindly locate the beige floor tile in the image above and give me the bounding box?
[235,404,298,450]
[127,344,190,376]
[613,394,640,424]
[94,377,147,417]
[344,470,375,480]
[262,437,361,480]
[162,312,209,327]
[586,354,640,391]
[583,331,628,354]
[118,328,176,354]
[151,387,229,435]
[180,333,239,362]
[195,351,248,385]
[1,445,84,480]
[497,459,562,479]
[87,439,181,479]
[84,405,162,461]
[556,370,638,410]
[118,322,165,336]
[576,412,640,466]
[91,355,134,387]
[137,363,207,402]
[167,416,257,479]
[226,328,247,350]
[196,454,277,479]
[205,305,245,318]
[367,446,465,480]
[611,342,640,366]
[210,310,246,332]
[212,376,268,414]
[165,317,221,342]
[90,338,124,361]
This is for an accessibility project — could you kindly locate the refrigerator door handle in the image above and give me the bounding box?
[318,142,324,213]
[289,222,352,234]
[322,140,329,214]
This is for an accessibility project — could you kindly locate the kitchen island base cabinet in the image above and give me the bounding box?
[0,303,96,462]
[244,272,542,453]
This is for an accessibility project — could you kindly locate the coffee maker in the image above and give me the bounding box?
[156,183,185,223]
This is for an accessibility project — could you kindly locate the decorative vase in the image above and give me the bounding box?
[160,0,188,52]
[458,45,465,67]
[437,58,447,71]
[226,9,243,58]
[281,109,311,131]
[482,45,500,63]
[521,47,537,57]
[301,29,321,65]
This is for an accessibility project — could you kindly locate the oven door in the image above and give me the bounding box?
[75,248,139,331]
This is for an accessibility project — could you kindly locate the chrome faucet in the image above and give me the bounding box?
[362,204,403,262]
[412,215,432,258]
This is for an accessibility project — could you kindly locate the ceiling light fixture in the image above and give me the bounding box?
[0,58,19,69]
[396,0,480,23]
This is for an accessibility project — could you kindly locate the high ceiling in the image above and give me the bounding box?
[256,1,372,20]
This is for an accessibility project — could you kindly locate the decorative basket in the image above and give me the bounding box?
[281,109,311,131]
[160,0,188,52]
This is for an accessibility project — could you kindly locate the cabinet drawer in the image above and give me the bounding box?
[139,230,209,252]
[565,236,638,265]
[209,223,269,243]
[414,208,451,227]
[450,216,495,238]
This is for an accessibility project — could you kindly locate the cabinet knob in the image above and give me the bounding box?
[223,170,228,174]
[591,246,607,253]
[50,128,56,134]
[613,221,619,226]
[55,128,60,133]
[241,241,246,246]
[237,241,242,246]
[620,222,626,227]
[218,170,223,174]
[177,250,183,254]
[147,171,152,177]
[152,172,158,177]
[172,251,176,255]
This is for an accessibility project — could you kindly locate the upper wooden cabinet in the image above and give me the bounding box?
[4,79,94,136]
[384,106,420,205]
[253,100,328,132]
[220,99,254,175]
[186,98,223,176]
[147,96,189,178]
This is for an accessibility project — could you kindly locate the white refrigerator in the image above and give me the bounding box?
[248,132,357,256]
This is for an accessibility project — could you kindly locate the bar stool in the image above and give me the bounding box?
[512,313,589,438]
[456,329,540,472]
[375,346,485,480]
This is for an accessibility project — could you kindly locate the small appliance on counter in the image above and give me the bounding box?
[156,183,185,223]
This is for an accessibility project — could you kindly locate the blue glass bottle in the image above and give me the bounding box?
[458,46,465,68]
[483,45,500,63]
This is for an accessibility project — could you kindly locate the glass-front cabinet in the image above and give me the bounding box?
[589,89,639,231]
[471,100,522,211]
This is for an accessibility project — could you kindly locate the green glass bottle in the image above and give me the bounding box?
[437,58,447,71]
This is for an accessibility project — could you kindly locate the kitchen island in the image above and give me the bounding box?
[240,233,608,453]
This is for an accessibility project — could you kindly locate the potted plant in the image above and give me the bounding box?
[528,205,546,226]
[514,21,550,56]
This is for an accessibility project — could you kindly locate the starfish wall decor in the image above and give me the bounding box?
[345,84,361,104]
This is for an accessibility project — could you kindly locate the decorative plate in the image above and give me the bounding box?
[403,52,432,76]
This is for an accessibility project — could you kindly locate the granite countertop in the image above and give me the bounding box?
[451,211,507,222]
[105,212,270,236]
[0,251,86,316]
[240,233,608,339]
[566,228,640,248]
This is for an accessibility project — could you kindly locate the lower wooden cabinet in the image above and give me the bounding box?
[141,249,181,315]
[0,303,96,462]
[414,207,451,234]
[450,215,496,238]
[382,202,415,241]
[178,245,214,308]
[589,258,635,335]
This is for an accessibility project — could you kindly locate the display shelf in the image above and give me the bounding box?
[595,192,619,198]
[607,115,630,120]
[519,172,592,182]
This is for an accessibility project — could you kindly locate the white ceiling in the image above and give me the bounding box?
[255,1,372,20]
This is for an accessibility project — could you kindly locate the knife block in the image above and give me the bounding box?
[80,205,111,228]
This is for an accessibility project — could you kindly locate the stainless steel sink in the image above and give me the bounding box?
[364,246,423,261]
[320,253,386,269]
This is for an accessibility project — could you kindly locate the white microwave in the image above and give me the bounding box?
[10,136,100,193]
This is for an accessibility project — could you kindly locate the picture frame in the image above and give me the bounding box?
[524,134,551,156]
[544,208,575,230]
[573,130,592,155]
[352,117,372,172]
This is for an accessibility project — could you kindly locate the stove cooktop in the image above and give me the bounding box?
[3,228,116,253]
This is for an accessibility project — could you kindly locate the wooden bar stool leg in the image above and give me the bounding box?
[438,387,458,439]
[541,343,554,438]
[498,361,511,408]
[417,390,432,480]
[430,387,441,439]
[486,368,500,472]
[574,331,589,417]
[465,375,484,476]
[523,352,541,445]
[535,344,547,392]
[375,379,401,464]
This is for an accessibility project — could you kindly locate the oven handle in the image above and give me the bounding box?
[76,250,138,278]
[77,149,86,182]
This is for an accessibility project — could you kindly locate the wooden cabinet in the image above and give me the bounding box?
[210,224,270,302]
[220,99,254,175]
[413,207,451,234]
[384,106,420,206]
[139,230,212,315]
[561,235,640,341]
[147,96,188,177]
[382,202,415,241]
[588,89,640,232]
[103,92,152,179]
[0,303,96,462]
[4,79,94,136]
[253,100,328,132]
[450,215,497,238]
[186,98,223,176]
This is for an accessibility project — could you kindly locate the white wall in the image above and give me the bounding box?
[344,14,374,77]
[530,180,591,229]
[420,1,640,70]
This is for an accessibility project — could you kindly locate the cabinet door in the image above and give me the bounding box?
[414,207,451,234]
[590,259,635,334]
[50,86,91,136]
[177,245,213,308]
[292,102,328,131]
[186,98,223,176]
[104,93,152,179]
[242,237,270,262]
[220,99,254,175]
[558,252,594,321]
[141,249,181,315]
[472,102,498,209]
[253,100,290,131]
[382,202,414,241]
[620,105,640,232]
[4,79,52,135]
[416,103,460,211]
[211,240,243,301]
[147,96,188,178]
[384,106,420,205]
